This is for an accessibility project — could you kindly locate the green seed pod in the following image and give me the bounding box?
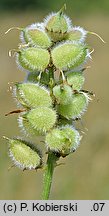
[25,107,57,133]
[7,137,42,170]
[17,47,50,72]
[67,71,85,90]
[14,82,52,108]
[21,24,52,49]
[53,84,72,104]
[44,6,71,42]
[45,126,80,156]
[57,92,89,119]
[18,115,41,136]
[67,26,87,43]
[51,42,88,71]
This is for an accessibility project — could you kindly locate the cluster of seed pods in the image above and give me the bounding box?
[6,6,93,170]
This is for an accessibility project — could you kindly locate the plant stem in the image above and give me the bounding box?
[41,152,59,200]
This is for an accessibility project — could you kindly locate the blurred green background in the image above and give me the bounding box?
[0,0,109,200]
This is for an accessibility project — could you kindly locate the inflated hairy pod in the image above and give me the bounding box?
[57,92,90,119]
[67,26,87,43]
[51,42,88,71]
[53,84,73,104]
[6,137,42,170]
[21,23,52,49]
[67,71,85,91]
[24,107,57,133]
[14,82,52,108]
[44,5,72,42]
[16,47,50,72]
[45,126,81,157]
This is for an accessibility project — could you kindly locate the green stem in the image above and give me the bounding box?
[41,152,59,200]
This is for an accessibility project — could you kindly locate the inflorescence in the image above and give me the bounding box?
[5,5,97,170]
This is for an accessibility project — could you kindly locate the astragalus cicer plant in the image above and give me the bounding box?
[4,5,104,199]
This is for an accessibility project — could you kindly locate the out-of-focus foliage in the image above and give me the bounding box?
[0,0,109,14]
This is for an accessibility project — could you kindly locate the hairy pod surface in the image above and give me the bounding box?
[53,84,73,104]
[51,42,88,71]
[17,47,50,72]
[22,25,52,48]
[45,126,80,156]
[6,5,94,176]
[67,71,85,90]
[45,11,71,42]
[67,27,87,43]
[24,107,57,133]
[8,138,42,170]
[15,83,52,108]
[57,92,89,119]
[18,115,41,136]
